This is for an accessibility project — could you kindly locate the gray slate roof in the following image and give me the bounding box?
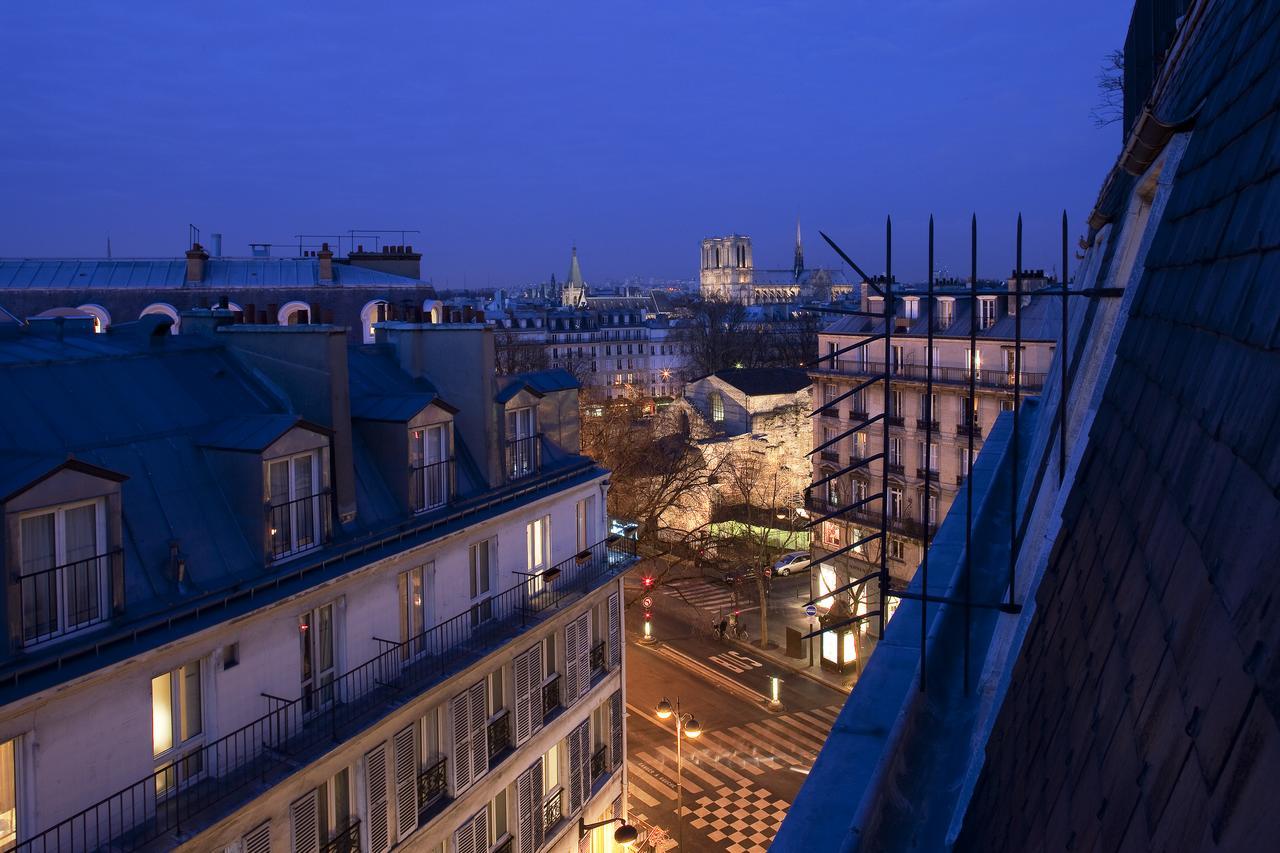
[0,258,427,289]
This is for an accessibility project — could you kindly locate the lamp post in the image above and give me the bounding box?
[578,815,638,848]
[655,697,701,850]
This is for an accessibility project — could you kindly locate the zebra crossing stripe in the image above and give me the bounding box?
[649,744,717,792]
[627,758,679,801]
[738,721,819,766]
[751,715,830,754]
[790,708,840,731]
[628,781,661,808]
[679,738,752,785]
[693,730,771,774]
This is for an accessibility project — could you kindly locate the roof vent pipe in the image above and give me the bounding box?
[211,233,223,257]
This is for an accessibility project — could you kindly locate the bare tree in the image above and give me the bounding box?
[1091,48,1125,128]
[494,330,548,375]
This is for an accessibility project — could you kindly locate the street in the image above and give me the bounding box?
[624,569,846,853]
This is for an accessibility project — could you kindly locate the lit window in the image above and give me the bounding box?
[267,452,326,559]
[526,516,551,592]
[152,660,204,794]
[399,564,431,660]
[710,391,725,423]
[543,742,560,792]
[0,738,18,849]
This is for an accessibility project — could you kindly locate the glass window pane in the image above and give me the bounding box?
[268,460,290,503]
[180,661,202,741]
[0,738,17,848]
[19,513,55,574]
[152,672,173,755]
[63,504,98,563]
[318,605,334,672]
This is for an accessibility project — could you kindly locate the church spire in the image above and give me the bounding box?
[793,217,805,281]
[567,245,584,287]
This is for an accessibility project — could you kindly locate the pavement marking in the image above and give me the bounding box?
[628,783,660,807]
[751,715,830,754]
[694,730,774,774]
[650,743,721,790]
[738,721,820,765]
[680,737,752,785]
[650,644,772,704]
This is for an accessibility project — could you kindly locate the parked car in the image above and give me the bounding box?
[772,551,813,576]
[721,563,772,586]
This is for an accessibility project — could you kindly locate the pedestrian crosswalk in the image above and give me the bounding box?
[660,578,757,619]
[627,704,841,853]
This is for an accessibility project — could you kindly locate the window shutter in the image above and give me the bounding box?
[451,689,474,794]
[516,756,544,853]
[574,613,591,700]
[568,719,588,817]
[468,680,488,784]
[242,822,271,853]
[289,790,320,853]
[454,808,488,853]
[565,618,580,705]
[365,744,391,853]
[393,724,419,843]
[609,689,623,771]
[607,592,621,671]
[514,644,541,745]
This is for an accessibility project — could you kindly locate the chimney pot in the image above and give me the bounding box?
[185,243,210,285]
[318,242,334,283]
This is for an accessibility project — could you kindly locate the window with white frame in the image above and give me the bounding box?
[410,424,451,512]
[936,298,954,328]
[506,408,537,477]
[267,451,325,559]
[575,496,595,551]
[152,659,204,795]
[888,537,905,561]
[889,437,902,467]
[18,498,110,646]
[489,789,510,850]
[965,347,982,376]
[903,297,919,319]
[888,487,904,518]
[978,297,997,329]
[526,516,551,591]
[469,539,495,625]
[823,520,842,548]
[300,603,336,717]
[891,389,903,419]
[918,441,939,472]
[0,738,17,851]
[399,564,432,660]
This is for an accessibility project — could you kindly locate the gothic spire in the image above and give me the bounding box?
[793,218,805,281]
[567,246,584,287]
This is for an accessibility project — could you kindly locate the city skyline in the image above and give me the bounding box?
[1,1,1131,286]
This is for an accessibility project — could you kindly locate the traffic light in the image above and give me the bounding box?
[641,574,655,590]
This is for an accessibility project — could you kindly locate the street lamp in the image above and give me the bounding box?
[578,816,638,846]
[655,697,701,850]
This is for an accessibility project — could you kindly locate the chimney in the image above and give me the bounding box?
[379,322,501,488]
[186,243,209,285]
[211,233,223,257]
[318,242,334,284]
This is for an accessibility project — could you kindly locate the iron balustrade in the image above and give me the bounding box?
[955,423,983,439]
[590,745,609,782]
[320,819,361,853]
[820,449,840,463]
[819,359,1046,392]
[590,641,606,675]
[506,435,542,480]
[916,468,940,482]
[851,410,869,421]
[487,710,511,764]
[916,419,940,431]
[18,550,124,647]
[18,535,638,853]
[410,459,455,513]
[542,674,561,720]
[267,491,332,560]
[541,789,563,834]
[887,415,905,427]
[418,755,448,812]
[807,498,936,541]
[887,462,905,475]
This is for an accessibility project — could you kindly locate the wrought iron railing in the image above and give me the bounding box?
[487,709,511,763]
[956,423,983,438]
[818,359,1046,392]
[320,819,361,853]
[806,498,935,541]
[887,462,905,475]
[17,550,124,647]
[410,459,454,513]
[590,745,609,782]
[887,415,905,427]
[820,449,840,462]
[18,535,638,853]
[916,468,940,481]
[542,674,561,720]
[267,491,332,560]
[418,755,448,811]
[916,418,940,431]
[590,641,606,675]
[506,434,542,480]
[541,789,563,834]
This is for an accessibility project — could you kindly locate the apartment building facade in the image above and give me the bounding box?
[0,312,635,853]
[806,276,1056,668]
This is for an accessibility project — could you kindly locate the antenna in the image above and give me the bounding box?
[188,224,200,249]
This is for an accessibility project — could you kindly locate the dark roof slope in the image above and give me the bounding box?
[711,367,812,396]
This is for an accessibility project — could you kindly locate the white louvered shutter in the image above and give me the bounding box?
[607,591,621,670]
[365,743,391,853]
[568,719,588,817]
[531,754,545,850]
[469,680,489,784]
[514,644,543,745]
[451,689,474,794]
[609,689,624,770]
[564,617,580,705]
[454,807,488,853]
[516,760,534,853]
[393,724,418,843]
[242,822,271,853]
[289,790,320,853]
[574,612,591,700]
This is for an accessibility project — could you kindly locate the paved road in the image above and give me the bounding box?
[624,592,844,853]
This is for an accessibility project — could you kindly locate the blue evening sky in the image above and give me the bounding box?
[0,1,1132,287]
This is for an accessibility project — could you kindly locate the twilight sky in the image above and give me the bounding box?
[0,1,1132,288]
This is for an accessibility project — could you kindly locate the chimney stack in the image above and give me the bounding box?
[185,243,209,285]
[318,242,334,284]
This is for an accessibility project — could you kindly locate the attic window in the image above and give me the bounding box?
[18,498,117,646]
[978,297,997,330]
[710,391,725,423]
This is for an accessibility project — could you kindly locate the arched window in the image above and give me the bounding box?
[360,299,389,344]
[77,304,111,333]
[709,391,725,423]
[277,301,311,326]
[141,303,180,334]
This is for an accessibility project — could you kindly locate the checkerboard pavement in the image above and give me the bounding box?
[687,781,790,852]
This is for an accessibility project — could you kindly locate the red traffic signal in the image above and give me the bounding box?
[644,611,652,620]
[641,575,655,589]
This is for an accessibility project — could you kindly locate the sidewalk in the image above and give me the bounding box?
[725,607,858,696]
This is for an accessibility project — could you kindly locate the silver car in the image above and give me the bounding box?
[772,551,812,576]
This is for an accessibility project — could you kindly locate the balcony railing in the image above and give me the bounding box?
[805,498,937,541]
[267,491,332,560]
[887,462,905,475]
[542,673,561,720]
[19,535,639,853]
[541,789,563,834]
[956,423,983,438]
[590,745,609,783]
[418,755,448,813]
[886,415,905,427]
[819,359,1046,392]
[916,468,940,481]
[18,550,124,647]
[488,709,511,764]
[916,418,940,431]
[819,449,840,463]
[320,819,361,853]
[410,459,455,513]
[590,641,606,675]
[506,434,542,481]
[850,410,869,421]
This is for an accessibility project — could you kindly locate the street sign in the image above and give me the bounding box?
[642,596,653,609]
[804,603,817,617]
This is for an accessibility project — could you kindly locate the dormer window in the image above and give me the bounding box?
[936,298,955,329]
[506,407,539,480]
[978,297,997,330]
[410,424,454,513]
[18,498,119,646]
[266,451,330,561]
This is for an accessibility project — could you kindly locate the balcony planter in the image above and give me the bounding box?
[575,549,592,565]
